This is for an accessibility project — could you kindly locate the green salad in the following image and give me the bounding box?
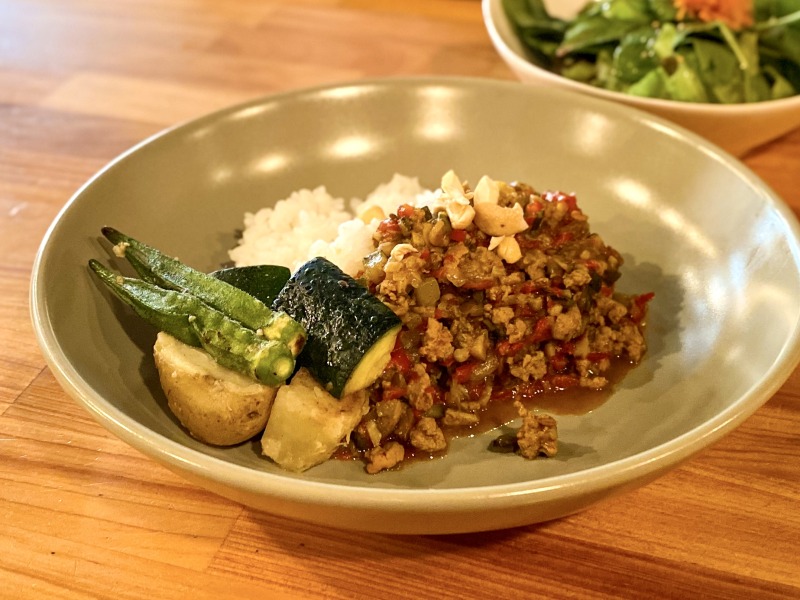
[503,0,800,103]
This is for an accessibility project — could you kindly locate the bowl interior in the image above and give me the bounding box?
[34,78,800,494]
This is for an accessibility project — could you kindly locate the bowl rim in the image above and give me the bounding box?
[482,0,800,114]
[29,75,800,514]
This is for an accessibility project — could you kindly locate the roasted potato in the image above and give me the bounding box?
[153,332,277,446]
[261,367,368,472]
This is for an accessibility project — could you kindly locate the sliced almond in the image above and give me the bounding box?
[446,198,475,230]
[440,169,465,199]
[473,202,528,237]
[389,243,418,262]
[497,236,522,264]
[473,175,499,205]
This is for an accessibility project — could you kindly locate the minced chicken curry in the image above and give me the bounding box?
[93,170,653,475]
[345,172,652,474]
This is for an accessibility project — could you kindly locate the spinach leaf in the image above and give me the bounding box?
[503,0,800,103]
[665,54,709,102]
[561,59,598,82]
[627,67,670,97]
[613,27,660,83]
[601,0,654,23]
[759,21,800,64]
[505,0,554,21]
[648,0,678,22]
[559,16,641,55]
[764,64,798,98]
[691,38,744,101]
[503,0,566,66]
[653,22,684,59]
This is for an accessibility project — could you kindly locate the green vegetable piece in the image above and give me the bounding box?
[89,259,197,347]
[502,0,555,24]
[210,265,291,306]
[601,0,652,24]
[560,59,597,82]
[647,0,678,22]
[504,0,800,103]
[766,64,797,99]
[101,227,305,356]
[627,67,669,98]
[665,57,709,102]
[559,16,640,56]
[690,38,744,102]
[503,0,566,67]
[488,433,519,454]
[273,257,402,399]
[653,22,682,60]
[89,259,295,387]
[613,28,660,83]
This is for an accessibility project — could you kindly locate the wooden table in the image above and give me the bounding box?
[2,1,799,597]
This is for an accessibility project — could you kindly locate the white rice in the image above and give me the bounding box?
[229,174,434,276]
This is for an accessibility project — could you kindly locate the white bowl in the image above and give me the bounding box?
[31,77,800,534]
[483,0,800,156]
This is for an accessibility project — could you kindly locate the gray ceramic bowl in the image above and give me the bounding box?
[31,77,800,534]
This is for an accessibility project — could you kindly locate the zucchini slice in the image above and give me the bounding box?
[210,265,291,306]
[273,257,401,398]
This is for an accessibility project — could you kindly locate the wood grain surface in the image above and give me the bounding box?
[2,1,799,598]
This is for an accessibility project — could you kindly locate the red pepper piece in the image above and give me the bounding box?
[553,231,573,247]
[397,204,416,218]
[497,340,524,356]
[462,278,494,290]
[629,292,654,323]
[528,317,552,343]
[453,361,479,383]
[543,190,579,212]
[389,341,412,375]
[382,387,406,401]
[450,229,467,242]
[551,374,580,389]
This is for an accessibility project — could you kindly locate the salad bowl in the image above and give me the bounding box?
[483,0,800,156]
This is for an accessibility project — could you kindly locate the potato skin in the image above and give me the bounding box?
[153,332,277,446]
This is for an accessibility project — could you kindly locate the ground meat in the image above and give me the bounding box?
[491,306,515,326]
[597,295,629,324]
[410,417,447,453]
[620,323,647,362]
[506,318,528,343]
[374,399,406,437]
[365,441,405,474]
[378,254,426,316]
[509,351,547,382]
[514,401,558,459]
[563,264,592,289]
[407,364,434,411]
[349,177,652,473]
[442,408,480,427]
[552,305,583,341]
[419,318,454,362]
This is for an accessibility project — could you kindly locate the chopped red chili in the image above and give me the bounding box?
[450,229,467,242]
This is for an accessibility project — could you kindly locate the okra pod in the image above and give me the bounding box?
[101,227,305,356]
[89,259,295,386]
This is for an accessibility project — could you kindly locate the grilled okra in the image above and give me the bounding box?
[89,259,295,386]
[102,227,305,356]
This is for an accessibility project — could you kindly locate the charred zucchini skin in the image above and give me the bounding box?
[211,265,291,306]
[273,257,401,398]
